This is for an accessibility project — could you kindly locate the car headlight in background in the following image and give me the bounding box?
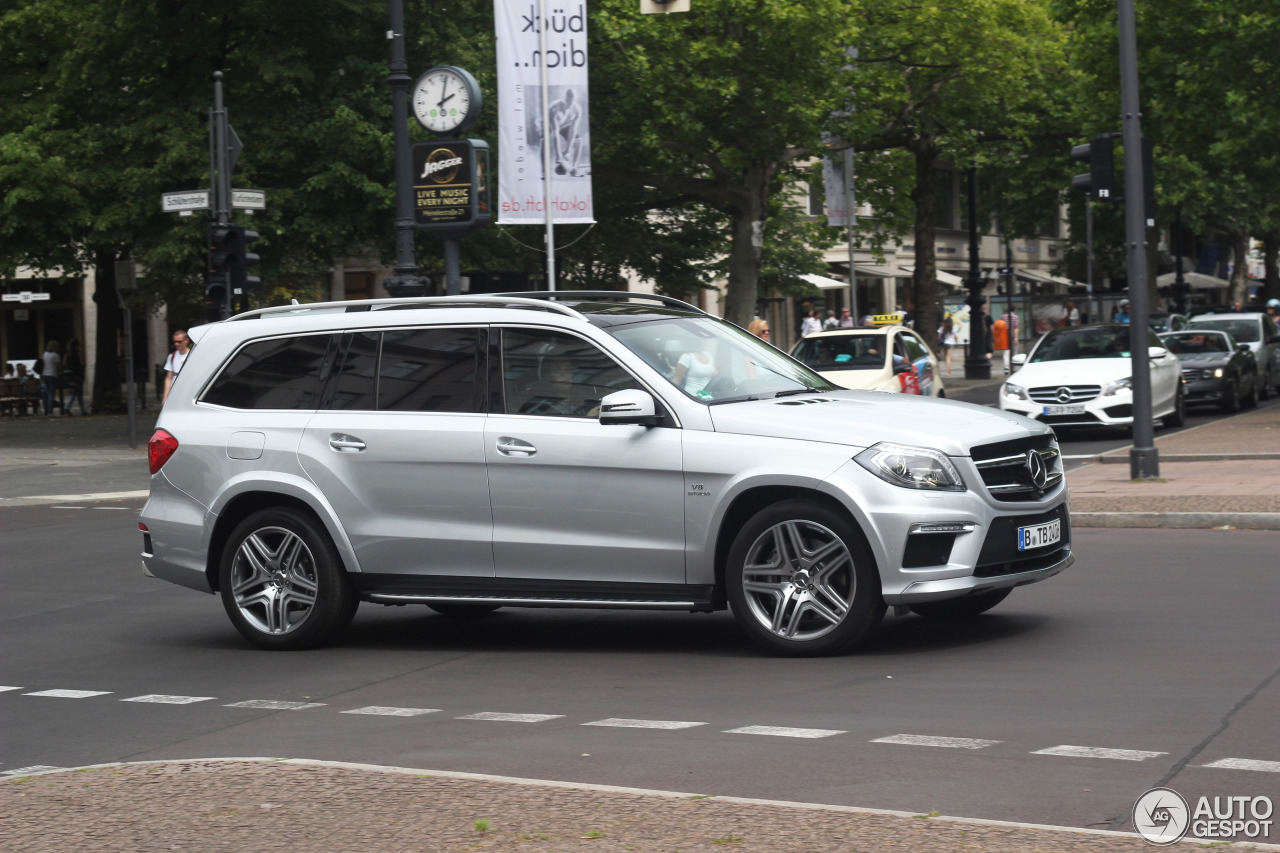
[1212,368,1224,378]
[855,442,966,491]
[1102,377,1132,396]
[1003,382,1028,401]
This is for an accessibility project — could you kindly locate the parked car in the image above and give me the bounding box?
[790,326,945,397]
[1185,313,1280,400]
[998,324,1183,433]
[1147,313,1188,333]
[1159,330,1258,412]
[140,292,1071,657]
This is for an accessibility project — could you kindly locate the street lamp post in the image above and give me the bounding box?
[384,0,432,297]
[963,166,991,379]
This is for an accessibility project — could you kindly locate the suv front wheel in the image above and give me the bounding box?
[219,507,358,650]
[726,499,884,656]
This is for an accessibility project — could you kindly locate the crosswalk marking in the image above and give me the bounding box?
[457,712,564,723]
[342,706,441,717]
[24,689,112,699]
[1033,745,1166,761]
[1,766,65,777]
[583,718,706,730]
[1202,758,1280,773]
[0,686,23,693]
[872,734,1000,749]
[122,694,215,705]
[724,725,845,739]
[225,699,326,711]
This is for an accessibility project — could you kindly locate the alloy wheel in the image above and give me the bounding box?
[740,519,856,641]
[229,526,319,635]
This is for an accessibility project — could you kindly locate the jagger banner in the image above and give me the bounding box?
[411,139,491,234]
[494,0,595,224]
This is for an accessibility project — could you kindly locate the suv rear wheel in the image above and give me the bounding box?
[726,499,884,656]
[219,507,357,650]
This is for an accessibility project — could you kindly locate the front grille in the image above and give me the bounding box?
[1181,369,1200,384]
[1029,384,1100,404]
[974,505,1071,577]
[970,434,1064,502]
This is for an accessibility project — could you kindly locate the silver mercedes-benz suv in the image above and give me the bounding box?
[140,292,1072,656]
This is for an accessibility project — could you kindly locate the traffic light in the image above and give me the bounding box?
[206,224,234,321]
[1070,134,1115,201]
[1141,135,1156,227]
[229,225,261,298]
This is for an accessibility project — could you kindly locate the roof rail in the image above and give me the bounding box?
[496,290,707,315]
[228,295,587,322]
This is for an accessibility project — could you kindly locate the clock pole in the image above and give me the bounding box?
[384,0,432,297]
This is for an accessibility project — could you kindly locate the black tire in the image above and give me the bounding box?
[726,499,885,657]
[1242,379,1259,409]
[218,507,358,650]
[1220,379,1241,413]
[909,588,1011,619]
[426,603,502,617]
[1260,369,1273,401]
[1162,384,1186,428]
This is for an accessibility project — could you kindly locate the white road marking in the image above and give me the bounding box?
[225,699,326,711]
[583,718,707,730]
[872,734,1000,749]
[1033,745,1166,761]
[342,706,441,717]
[52,506,86,510]
[0,686,23,693]
[723,725,845,739]
[94,507,131,511]
[1,766,65,777]
[457,712,564,723]
[24,689,112,699]
[1,490,150,507]
[122,694,215,705]
[1201,758,1280,773]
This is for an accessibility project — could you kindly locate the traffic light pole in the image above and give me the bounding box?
[383,0,433,297]
[1119,0,1158,479]
[963,165,991,379]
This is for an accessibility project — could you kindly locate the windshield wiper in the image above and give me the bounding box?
[773,387,827,398]
[706,395,761,406]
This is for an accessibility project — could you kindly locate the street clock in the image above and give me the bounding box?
[412,66,482,136]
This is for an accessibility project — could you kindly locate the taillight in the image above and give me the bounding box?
[148,429,179,475]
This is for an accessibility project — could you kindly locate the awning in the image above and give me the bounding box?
[800,273,853,291]
[1155,271,1230,290]
[900,266,965,289]
[1014,269,1061,286]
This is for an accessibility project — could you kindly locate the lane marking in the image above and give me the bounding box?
[52,506,86,510]
[342,706,441,717]
[1,490,150,507]
[225,700,326,711]
[94,507,131,511]
[0,686,24,693]
[457,712,564,723]
[724,725,845,739]
[583,718,707,730]
[1033,745,1166,761]
[2,766,66,777]
[872,734,1000,749]
[24,689,112,699]
[122,694,215,705]
[1202,758,1280,773]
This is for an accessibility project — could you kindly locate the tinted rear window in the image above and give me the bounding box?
[201,334,332,409]
[379,328,481,412]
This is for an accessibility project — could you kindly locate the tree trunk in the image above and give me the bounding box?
[909,139,940,350]
[1227,227,1250,307]
[722,165,772,330]
[91,247,124,412]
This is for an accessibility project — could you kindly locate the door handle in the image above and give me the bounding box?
[496,437,536,457]
[329,433,367,452]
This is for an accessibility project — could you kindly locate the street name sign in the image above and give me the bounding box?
[2,291,51,303]
[232,189,266,210]
[162,190,211,213]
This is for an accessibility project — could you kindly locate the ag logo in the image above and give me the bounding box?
[421,148,463,183]
[1133,787,1190,845]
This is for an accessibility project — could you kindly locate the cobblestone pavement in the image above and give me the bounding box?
[2,760,1228,853]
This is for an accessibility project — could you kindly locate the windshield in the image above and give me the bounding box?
[791,333,888,371]
[1187,318,1259,343]
[607,316,837,403]
[1030,327,1134,362]
[1161,332,1231,355]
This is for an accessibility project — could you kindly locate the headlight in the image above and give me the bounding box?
[1003,382,1028,401]
[855,442,966,491]
[1212,368,1224,378]
[1103,377,1132,396]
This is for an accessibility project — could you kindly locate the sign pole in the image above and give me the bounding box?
[537,0,555,291]
[383,0,432,297]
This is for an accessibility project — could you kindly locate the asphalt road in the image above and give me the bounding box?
[2,502,1277,840]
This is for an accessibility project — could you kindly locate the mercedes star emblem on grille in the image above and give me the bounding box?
[1055,386,1073,403]
[1025,449,1048,489]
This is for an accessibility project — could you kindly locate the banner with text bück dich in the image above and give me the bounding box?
[495,0,595,224]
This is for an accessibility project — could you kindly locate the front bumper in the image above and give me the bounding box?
[999,388,1133,428]
[1182,376,1231,405]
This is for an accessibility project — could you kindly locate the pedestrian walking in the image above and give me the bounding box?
[63,338,87,415]
[39,340,61,415]
[936,316,957,377]
[838,308,854,328]
[162,330,192,405]
[800,310,822,337]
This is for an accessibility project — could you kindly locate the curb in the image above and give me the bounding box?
[1096,453,1280,463]
[1072,512,1280,530]
[10,757,1280,850]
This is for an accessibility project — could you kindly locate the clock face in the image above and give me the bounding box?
[412,68,474,134]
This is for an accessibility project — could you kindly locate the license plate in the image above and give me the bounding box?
[1018,519,1061,551]
[1042,404,1085,415]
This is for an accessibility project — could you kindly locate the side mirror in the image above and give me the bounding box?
[599,389,662,426]
[1239,343,1253,353]
[1011,353,1027,366]
[1148,346,1168,359]
[1269,334,1280,344]
[892,360,913,375]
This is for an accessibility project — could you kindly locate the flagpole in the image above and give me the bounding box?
[537,0,555,290]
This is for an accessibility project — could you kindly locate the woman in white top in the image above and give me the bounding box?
[937,316,958,377]
[800,310,823,337]
[674,350,718,394]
